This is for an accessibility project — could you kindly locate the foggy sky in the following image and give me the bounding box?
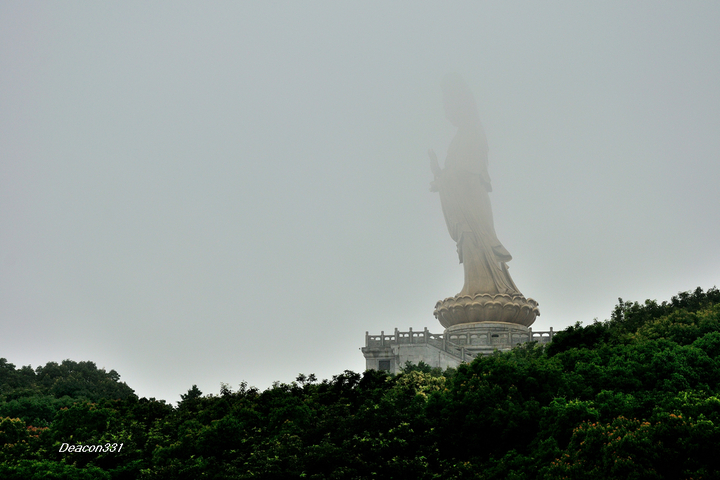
[2,1,719,403]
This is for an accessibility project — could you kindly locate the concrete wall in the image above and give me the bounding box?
[361,342,464,375]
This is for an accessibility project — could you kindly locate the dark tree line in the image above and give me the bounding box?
[2,287,720,479]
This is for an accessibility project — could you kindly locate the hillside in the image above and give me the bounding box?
[2,287,720,479]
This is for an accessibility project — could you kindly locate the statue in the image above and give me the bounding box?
[430,74,539,328]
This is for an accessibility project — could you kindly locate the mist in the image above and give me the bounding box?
[2,1,719,403]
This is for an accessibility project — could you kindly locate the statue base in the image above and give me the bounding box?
[445,322,532,355]
[434,293,539,328]
[362,323,555,373]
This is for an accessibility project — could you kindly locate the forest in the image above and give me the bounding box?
[2,286,720,479]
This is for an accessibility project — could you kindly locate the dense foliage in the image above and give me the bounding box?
[2,287,720,479]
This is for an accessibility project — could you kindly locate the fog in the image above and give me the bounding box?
[2,2,719,403]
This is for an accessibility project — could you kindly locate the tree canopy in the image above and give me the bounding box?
[2,286,720,479]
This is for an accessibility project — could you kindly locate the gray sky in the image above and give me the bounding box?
[2,1,719,403]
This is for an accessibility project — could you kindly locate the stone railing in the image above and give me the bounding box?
[365,326,555,361]
[531,329,555,344]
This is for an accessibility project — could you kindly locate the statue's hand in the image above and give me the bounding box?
[428,149,441,176]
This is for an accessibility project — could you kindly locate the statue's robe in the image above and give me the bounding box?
[436,122,519,296]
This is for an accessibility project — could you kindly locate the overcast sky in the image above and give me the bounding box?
[2,1,719,403]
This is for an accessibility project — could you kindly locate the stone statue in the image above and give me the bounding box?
[430,74,539,328]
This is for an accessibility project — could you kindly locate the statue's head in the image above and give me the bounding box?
[441,73,480,127]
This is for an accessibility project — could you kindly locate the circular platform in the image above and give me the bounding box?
[434,293,539,328]
[444,321,533,354]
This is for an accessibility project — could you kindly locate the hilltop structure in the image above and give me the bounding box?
[362,326,554,374]
[362,75,546,372]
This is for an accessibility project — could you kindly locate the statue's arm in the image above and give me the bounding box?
[428,149,441,176]
[428,149,442,192]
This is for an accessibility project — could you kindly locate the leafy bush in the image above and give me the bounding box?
[2,286,719,478]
